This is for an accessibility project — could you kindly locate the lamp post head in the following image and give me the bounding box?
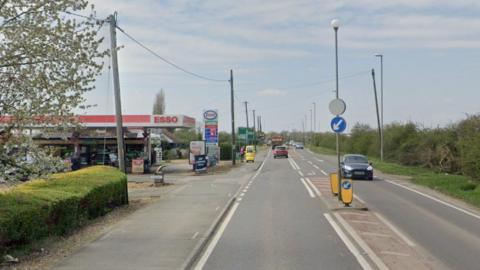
[331,19,340,30]
[375,54,383,58]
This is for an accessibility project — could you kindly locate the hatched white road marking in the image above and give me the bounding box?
[334,213,389,270]
[320,170,328,176]
[313,164,320,169]
[305,177,322,197]
[324,213,373,270]
[380,251,410,257]
[315,158,324,162]
[374,212,416,247]
[298,171,304,177]
[290,158,301,170]
[300,178,315,198]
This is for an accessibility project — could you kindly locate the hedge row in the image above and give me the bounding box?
[310,115,480,181]
[0,166,127,252]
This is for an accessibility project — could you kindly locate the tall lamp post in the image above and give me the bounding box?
[312,102,316,132]
[331,18,342,200]
[375,54,384,162]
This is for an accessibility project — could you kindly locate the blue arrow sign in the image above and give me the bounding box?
[330,116,347,133]
[341,180,352,190]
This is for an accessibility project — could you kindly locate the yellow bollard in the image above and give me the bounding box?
[340,179,353,206]
[330,173,339,196]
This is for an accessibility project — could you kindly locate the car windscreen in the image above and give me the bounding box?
[345,156,368,164]
[276,147,286,150]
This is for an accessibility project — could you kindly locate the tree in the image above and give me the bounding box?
[152,89,166,114]
[0,0,106,181]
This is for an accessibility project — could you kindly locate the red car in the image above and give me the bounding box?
[273,146,288,159]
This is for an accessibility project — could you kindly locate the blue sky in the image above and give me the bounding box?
[83,0,480,132]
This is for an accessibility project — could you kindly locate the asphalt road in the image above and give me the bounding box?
[296,148,480,270]
[199,151,361,270]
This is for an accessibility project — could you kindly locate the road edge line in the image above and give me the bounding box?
[385,179,480,220]
[300,177,315,198]
[181,196,236,270]
[324,213,373,270]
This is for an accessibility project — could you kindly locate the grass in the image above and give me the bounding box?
[308,145,480,208]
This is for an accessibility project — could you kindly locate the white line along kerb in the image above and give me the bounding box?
[290,158,300,170]
[386,180,480,220]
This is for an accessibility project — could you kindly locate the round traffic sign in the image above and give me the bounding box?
[329,99,346,115]
[330,116,347,133]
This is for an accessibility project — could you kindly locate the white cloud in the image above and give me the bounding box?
[257,88,288,97]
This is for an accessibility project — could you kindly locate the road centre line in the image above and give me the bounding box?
[300,178,315,198]
[324,213,373,270]
[385,179,480,221]
[305,177,322,197]
[298,171,304,177]
[334,213,389,270]
[194,202,240,270]
[373,212,416,247]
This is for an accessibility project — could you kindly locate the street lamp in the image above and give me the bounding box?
[312,102,316,132]
[375,54,384,162]
[331,18,342,201]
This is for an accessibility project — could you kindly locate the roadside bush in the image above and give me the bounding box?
[457,115,480,181]
[0,166,127,253]
[220,143,232,160]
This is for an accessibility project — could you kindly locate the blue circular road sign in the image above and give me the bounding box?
[341,180,352,190]
[330,116,347,133]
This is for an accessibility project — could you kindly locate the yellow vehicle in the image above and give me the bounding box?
[245,145,256,163]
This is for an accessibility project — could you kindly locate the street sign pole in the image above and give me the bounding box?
[230,70,236,165]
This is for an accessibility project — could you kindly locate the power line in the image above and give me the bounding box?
[64,10,105,23]
[115,26,228,83]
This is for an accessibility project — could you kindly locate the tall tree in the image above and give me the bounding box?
[0,0,106,180]
[152,89,166,114]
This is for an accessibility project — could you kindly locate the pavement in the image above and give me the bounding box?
[51,152,267,270]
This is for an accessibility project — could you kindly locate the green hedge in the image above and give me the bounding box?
[220,143,232,160]
[0,166,127,252]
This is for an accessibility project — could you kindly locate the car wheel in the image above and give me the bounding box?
[368,176,373,180]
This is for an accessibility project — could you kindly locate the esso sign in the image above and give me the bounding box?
[203,110,218,120]
[154,116,178,123]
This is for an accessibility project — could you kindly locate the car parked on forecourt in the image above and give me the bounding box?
[340,154,373,180]
[273,145,288,159]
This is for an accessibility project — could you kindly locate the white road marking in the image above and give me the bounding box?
[240,192,245,197]
[305,177,322,197]
[288,158,297,170]
[385,179,480,221]
[315,158,324,162]
[214,206,220,211]
[324,213,373,270]
[252,154,268,180]
[308,160,313,165]
[191,232,199,240]
[291,158,300,170]
[320,169,328,176]
[300,178,315,198]
[334,213,389,270]
[353,194,366,204]
[310,171,316,176]
[313,164,320,169]
[237,197,242,201]
[341,212,368,217]
[374,212,416,247]
[350,220,380,225]
[194,202,240,270]
[298,171,304,177]
[361,232,392,238]
[380,251,410,257]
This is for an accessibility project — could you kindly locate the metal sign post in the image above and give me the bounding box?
[329,99,346,202]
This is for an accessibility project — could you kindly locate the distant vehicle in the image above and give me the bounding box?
[271,135,284,149]
[245,145,256,163]
[295,143,304,149]
[340,154,373,180]
[273,145,288,159]
[94,153,118,167]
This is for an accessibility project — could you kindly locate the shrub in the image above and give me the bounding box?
[220,143,232,160]
[0,166,127,253]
